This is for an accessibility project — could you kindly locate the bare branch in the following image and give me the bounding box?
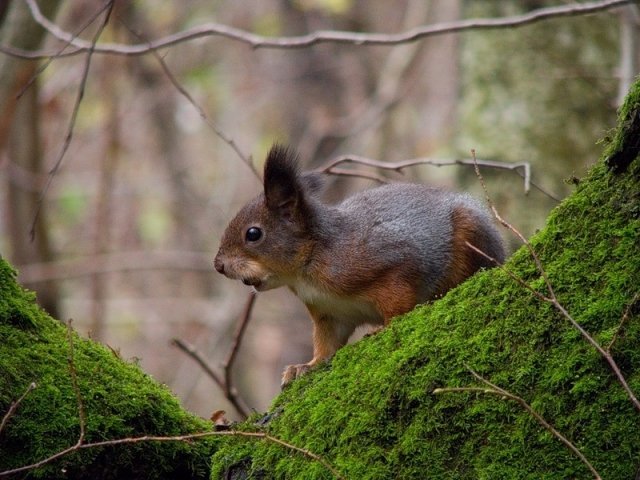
[434,366,602,480]
[465,241,551,302]
[171,293,257,419]
[17,0,114,100]
[320,154,532,193]
[122,23,259,179]
[607,292,640,352]
[171,338,251,419]
[29,0,116,241]
[0,429,345,479]
[16,0,631,58]
[0,442,81,477]
[469,150,640,413]
[0,382,36,435]
[223,292,257,399]
[170,339,225,392]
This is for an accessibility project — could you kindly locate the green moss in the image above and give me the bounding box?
[211,80,640,478]
[605,74,640,174]
[0,259,216,479]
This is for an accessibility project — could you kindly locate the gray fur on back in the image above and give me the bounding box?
[309,182,501,300]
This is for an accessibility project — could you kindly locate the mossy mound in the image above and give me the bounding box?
[210,81,640,478]
[0,260,216,479]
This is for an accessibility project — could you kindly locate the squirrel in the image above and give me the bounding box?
[214,144,506,386]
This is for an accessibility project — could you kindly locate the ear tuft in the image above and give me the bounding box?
[263,144,301,211]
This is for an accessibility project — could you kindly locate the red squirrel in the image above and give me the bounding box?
[214,144,505,386]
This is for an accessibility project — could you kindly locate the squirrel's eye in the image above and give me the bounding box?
[245,227,262,242]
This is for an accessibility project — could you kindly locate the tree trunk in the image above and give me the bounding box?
[0,0,63,317]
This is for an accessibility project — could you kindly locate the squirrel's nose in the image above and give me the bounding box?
[214,257,225,274]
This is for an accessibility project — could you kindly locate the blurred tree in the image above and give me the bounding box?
[456,0,622,238]
[0,0,62,318]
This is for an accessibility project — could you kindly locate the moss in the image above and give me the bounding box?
[605,74,640,174]
[211,80,640,478]
[0,260,217,479]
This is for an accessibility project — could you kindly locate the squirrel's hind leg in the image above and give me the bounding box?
[281,307,355,387]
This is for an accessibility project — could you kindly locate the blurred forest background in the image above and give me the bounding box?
[0,0,636,419]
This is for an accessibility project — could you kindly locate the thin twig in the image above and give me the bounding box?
[171,339,225,391]
[0,429,345,479]
[122,23,259,179]
[223,291,257,398]
[465,242,548,302]
[607,292,639,352]
[469,150,640,413]
[320,154,532,193]
[171,338,251,418]
[2,323,334,478]
[16,0,114,101]
[2,321,93,477]
[0,382,37,435]
[29,0,116,241]
[17,0,631,58]
[434,366,602,480]
[0,442,82,477]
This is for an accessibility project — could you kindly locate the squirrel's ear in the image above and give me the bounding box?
[263,144,302,216]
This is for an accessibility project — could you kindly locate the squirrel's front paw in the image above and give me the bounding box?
[281,363,312,388]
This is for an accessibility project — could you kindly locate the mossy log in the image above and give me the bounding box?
[2,80,640,479]
[0,270,216,477]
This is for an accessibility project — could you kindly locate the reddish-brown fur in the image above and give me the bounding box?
[363,272,419,324]
[432,207,494,298]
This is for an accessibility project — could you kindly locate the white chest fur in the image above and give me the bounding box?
[290,278,383,326]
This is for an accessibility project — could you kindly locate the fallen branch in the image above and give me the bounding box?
[468,150,640,413]
[0,428,344,479]
[607,292,639,353]
[0,382,36,436]
[434,365,601,480]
